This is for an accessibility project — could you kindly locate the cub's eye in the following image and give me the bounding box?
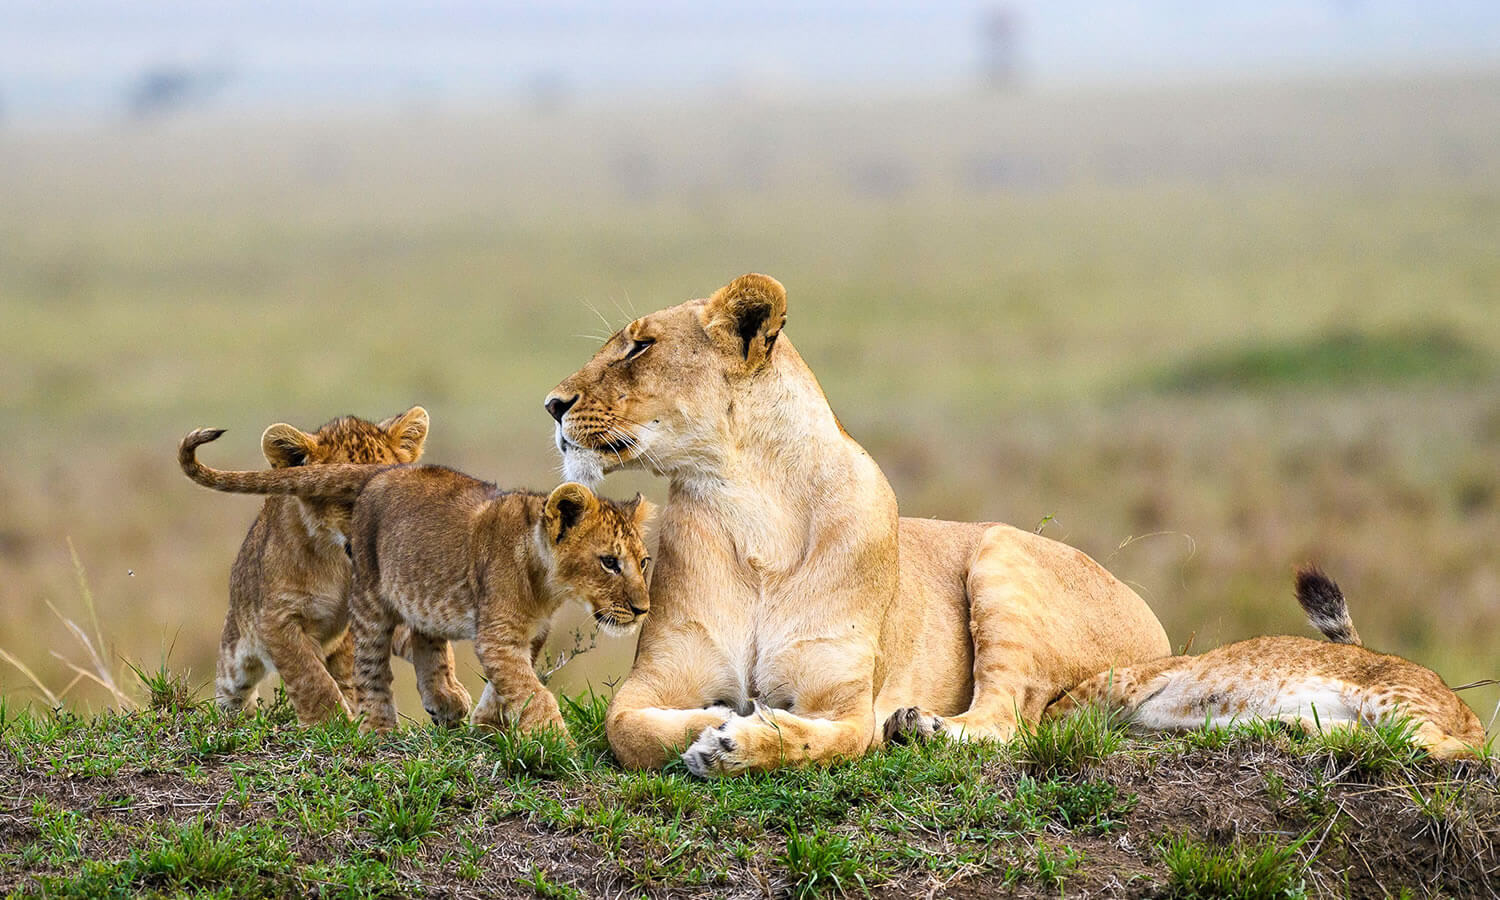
[624,338,654,361]
[600,555,622,574]
[640,556,651,573]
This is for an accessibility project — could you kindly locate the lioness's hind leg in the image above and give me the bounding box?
[940,526,1170,742]
[407,631,472,726]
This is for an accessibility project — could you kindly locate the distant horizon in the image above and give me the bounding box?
[2,0,1498,124]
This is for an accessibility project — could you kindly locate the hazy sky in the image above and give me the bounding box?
[2,1,1498,121]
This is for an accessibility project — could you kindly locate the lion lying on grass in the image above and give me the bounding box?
[544,273,1172,775]
[1049,567,1486,759]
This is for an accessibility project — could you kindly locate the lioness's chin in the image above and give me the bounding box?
[559,445,606,488]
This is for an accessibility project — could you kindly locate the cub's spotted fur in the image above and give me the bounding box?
[178,408,432,724]
[1049,567,1486,759]
[175,431,651,737]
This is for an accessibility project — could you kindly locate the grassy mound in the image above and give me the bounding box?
[1,690,1496,898]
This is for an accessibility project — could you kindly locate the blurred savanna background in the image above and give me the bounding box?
[1,1,1497,731]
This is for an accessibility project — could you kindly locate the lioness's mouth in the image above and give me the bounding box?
[555,429,633,458]
[594,436,634,456]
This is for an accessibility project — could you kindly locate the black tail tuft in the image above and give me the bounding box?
[1294,565,1362,646]
[179,428,226,472]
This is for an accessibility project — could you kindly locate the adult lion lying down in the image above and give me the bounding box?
[545,274,1170,776]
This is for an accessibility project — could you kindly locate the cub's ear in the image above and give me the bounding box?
[261,424,317,468]
[544,482,599,544]
[380,406,430,462]
[702,273,787,369]
[623,492,657,531]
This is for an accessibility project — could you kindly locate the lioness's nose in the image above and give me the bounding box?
[545,394,578,423]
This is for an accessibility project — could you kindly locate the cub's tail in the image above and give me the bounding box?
[178,428,388,503]
[1294,566,1363,646]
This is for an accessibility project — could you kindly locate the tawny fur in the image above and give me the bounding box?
[544,273,1172,776]
[1047,568,1486,760]
[177,408,431,724]
[180,440,652,737]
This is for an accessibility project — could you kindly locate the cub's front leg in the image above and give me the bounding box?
[472,625,566,736]
[259,599,352,725]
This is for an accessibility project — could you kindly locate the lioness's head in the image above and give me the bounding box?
[260,406,429,535]
[544,274,787,485]
[540,482,653,633]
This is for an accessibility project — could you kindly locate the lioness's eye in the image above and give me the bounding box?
[625,338,654,361]
[600,555,622,574]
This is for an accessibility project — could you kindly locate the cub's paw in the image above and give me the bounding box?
[423,695,469,727]
[683,720,749,778]
[882,707,946,744]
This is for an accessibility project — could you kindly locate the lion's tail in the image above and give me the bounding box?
[1294,566,1363,647]
[178,428,387,503]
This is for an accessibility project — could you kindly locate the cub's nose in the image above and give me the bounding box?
[628,603,649,617]
[545,394,578,423]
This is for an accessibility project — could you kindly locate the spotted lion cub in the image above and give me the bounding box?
[177,408,433,724]
[175,428,652,737]
[1048,567,1486,759]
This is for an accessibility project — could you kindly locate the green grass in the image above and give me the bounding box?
[1159,833,1311,900]
[1013,704,1126,778]
[3,699,1495,897]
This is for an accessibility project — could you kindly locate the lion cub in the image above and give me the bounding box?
[177,428,652,736]
[1048,568,1486,759]
[177,408,430,724]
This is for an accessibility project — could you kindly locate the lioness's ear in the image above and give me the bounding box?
[380,406,429,462]
[544,482,599,544]
[624,492,657,530]
[261,424,317,468]
[702,273,787,369]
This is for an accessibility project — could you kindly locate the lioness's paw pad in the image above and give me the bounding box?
[682,724,743,777]
[882,707,945,744]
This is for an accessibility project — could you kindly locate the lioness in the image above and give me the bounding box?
[180,429,652,736]
[178,408,432,724]
[1048,567,1486,759]
[545,273,1171,775]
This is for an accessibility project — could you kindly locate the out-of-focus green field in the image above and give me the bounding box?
[2,72,1497,727]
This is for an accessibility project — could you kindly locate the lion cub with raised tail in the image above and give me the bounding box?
[349,475,652,736]
[1049,567,1486,759]
[177,408,429,724]
[177,427,652,736]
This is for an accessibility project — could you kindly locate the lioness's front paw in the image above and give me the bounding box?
[682,721,748,777]
[882,706,946,744]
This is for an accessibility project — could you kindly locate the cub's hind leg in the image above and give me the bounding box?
[215,612,266,715]
[406,630,473,727]
[260,600,352,725]
[350,585,400,733]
